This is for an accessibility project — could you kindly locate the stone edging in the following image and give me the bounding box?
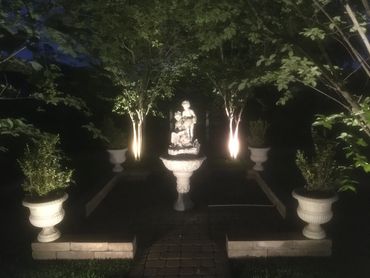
[85,174,122,217]
[227,236,332,258]
[247,170,286,219]
[32,238,136,260]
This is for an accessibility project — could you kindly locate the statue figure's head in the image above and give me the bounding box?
[181,100,190,109]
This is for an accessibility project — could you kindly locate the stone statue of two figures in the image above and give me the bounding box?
[169,100,200,155]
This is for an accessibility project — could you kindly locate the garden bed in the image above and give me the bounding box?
[0,258,132,278]
[230,257,369,278]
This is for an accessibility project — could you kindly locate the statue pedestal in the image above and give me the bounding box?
[160,155,206,211]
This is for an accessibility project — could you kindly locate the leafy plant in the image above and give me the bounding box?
[0,2,104,151]
[66,1,194,160]
[100,117,128,149]
[295,136,355,193]
[246,1,370,173]
[18,134,73,197]
[247,120,269,148]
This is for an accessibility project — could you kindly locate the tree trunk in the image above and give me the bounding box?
[228,116,241,159]
[130,118,143,161]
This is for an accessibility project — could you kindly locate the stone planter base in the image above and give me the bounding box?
[107,148,128,172]
[23,193,68,243]
[248,147,270,171]
[292,189,338,239]
[174,192,194,211]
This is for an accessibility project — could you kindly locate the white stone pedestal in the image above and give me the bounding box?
[160,155,206,211]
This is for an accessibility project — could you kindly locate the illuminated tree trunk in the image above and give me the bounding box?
[224,102,243,159]
[130,111,144,161]
[227,114,242,159]
[206,74,246,159]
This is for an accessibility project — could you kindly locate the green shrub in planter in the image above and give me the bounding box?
[18,134,73,198]
[296,137,356,194]
[247,120,269,148]
[101,117,128,149]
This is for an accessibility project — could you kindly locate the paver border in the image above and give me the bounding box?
[247,170,286,219]
[85,174,122,217]
[32,237,136,260]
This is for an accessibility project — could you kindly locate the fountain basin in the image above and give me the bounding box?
[160,155,206,211]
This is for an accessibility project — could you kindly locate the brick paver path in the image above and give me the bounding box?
[80,166,273,277]
[129,208,230,278]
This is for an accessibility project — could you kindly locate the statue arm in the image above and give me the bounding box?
[191,110,197,123]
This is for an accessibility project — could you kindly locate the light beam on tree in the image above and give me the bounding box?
[129,110,144,161]
[228,116,241,159]
[208,75,246,160]
[226,109,242,159]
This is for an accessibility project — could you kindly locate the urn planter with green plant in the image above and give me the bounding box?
[20,134,73,242]
[247,119,270,171]
[101,117,129,172]
[292,137,355,239]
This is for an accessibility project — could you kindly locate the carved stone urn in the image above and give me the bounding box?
[23,193,68,242]
[107,148,128,172]
[292,189,338,239]
[160,155,206,211]
[248,147,270,171]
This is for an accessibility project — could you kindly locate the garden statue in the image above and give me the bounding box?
[169,100,200,155]
[181,100,196,141]
[160,100,206,211]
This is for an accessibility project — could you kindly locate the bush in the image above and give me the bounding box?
[247,120,269,148]
[18,134,73,197]
[100,117,128,149]
[296,136,356,193]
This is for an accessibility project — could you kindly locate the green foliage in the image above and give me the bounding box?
[31,65,91,116]
[247,120,269,148]
[67,1,194,120]
[247,0,370,177]
[314,110,370,173]
[0,0,87,59]
[18,134,73,197]
[100,117,128,149]
[300,27,326,40]
[296,136,356,193]
[0,118,42,151]
[190,1,241,51]
[255,50,322,105]
[81,123,109,143]
[0,117,48,152]
[0,1,100,151]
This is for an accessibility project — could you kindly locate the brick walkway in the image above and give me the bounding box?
[78,166,274,277]
[129,209,230,278]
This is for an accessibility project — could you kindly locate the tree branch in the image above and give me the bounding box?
[0,47,26,64]
[345,4,370,57]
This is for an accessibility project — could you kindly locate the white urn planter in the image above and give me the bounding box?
[248,147,270,171]
[23,193,68,242]
[160,156,206,211]
[107,148,128,172]
[292,189,338,239]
